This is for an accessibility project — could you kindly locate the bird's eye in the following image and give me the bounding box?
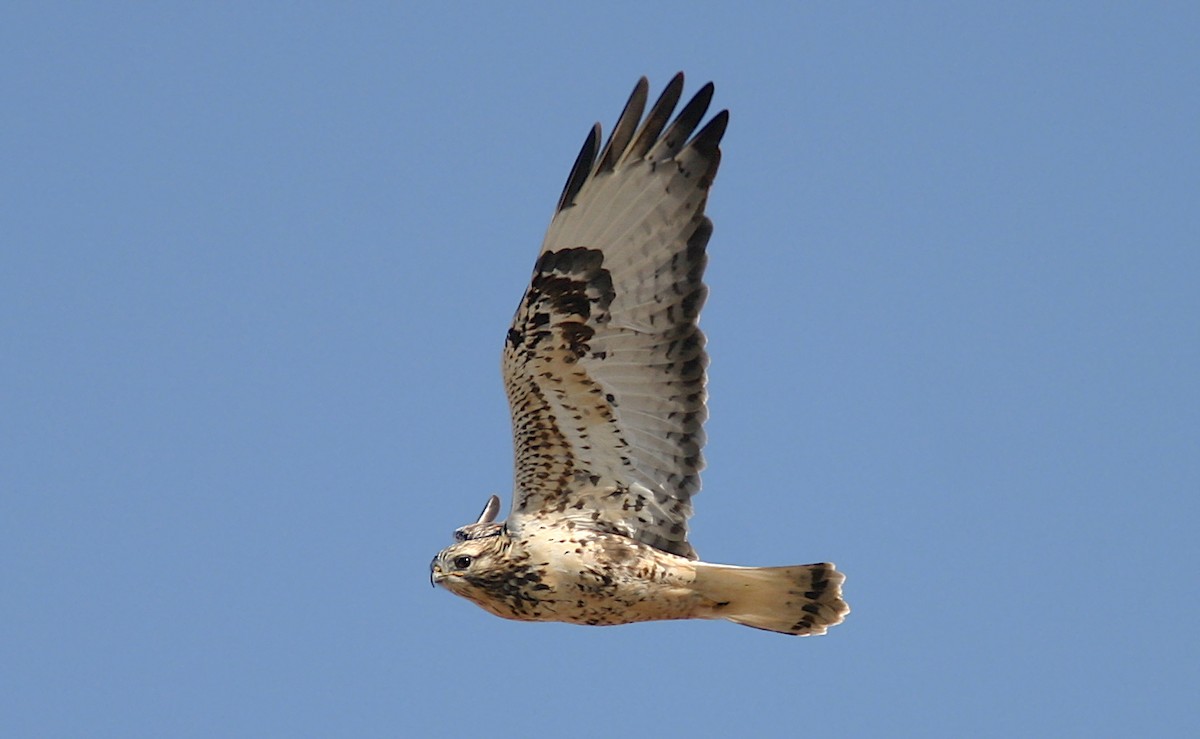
[453,555,473,569]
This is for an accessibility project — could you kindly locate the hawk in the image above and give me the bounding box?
[430,74,849,636]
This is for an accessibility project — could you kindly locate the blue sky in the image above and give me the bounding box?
[3,3,1197,737]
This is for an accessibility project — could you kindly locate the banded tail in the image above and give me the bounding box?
[696,562,849,636]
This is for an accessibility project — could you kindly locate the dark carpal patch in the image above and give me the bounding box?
[506,248,614,359]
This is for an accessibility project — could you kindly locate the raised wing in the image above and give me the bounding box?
[503,74,727,558]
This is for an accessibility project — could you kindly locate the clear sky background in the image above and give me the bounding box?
[3,3,1197,737]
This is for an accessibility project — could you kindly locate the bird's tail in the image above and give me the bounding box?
[694,561,849,636]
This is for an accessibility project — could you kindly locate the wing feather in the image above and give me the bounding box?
[620,72,685,165]
[595,78,648,175]
[555,124,601,212]
[502,75,726,558]
[647,81,714,160]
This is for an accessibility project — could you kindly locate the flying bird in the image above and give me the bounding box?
[430,74,849,635]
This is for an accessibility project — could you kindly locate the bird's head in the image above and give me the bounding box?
[430,495,510,597]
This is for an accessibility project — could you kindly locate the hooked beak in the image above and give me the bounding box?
[430,558,443,588]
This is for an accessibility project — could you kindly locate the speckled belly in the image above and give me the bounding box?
[477,530,709,626]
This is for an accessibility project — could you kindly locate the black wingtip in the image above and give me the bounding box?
[651,81,716,159]
[622,73,686,164]
[556,75,726,210]
[595,77,649,174]
[556,122,601,212]
[689,109,729,155]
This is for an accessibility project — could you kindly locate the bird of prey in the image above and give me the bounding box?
[430,74,849,636]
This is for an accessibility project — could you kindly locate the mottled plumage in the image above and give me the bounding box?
[431,75,849,636]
